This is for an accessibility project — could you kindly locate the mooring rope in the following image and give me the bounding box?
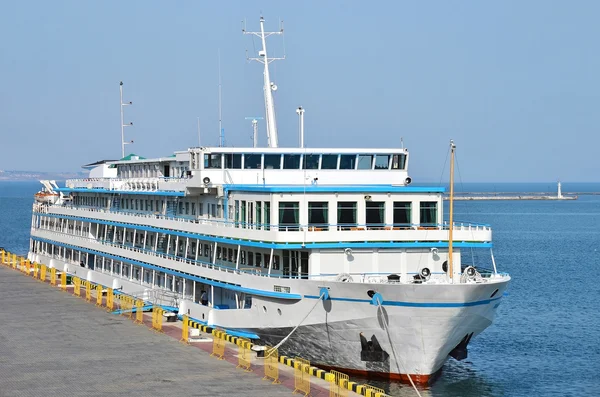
[377,301,422,397]
[266,291,326,357]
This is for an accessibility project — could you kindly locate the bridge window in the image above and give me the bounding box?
[392,154,407,170]
[374,155,391,170]
[204,154,222,169]
[308,202,328,227]
[224,154,242,169]
[339,155,356,170]
[366,201,385,228]
[279,202,299,231]
[264,154,282,169]
[393,202,411,226]
[357,155,373,170]
[302,154,319,170]
[337,202,357,228]
[420,202,437,226]
[283,154,301,169]
[244,154,262,169]
[320,154,338,169]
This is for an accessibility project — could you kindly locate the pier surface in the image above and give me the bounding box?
[0,265,291,397]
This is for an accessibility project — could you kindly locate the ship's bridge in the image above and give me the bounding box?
[188,147,411,187]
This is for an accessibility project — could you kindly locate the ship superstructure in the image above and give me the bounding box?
[27,17,510,383]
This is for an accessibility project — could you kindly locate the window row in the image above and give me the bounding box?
[204,153,407,171]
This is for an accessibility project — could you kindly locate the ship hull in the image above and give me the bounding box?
[244,286,506,384]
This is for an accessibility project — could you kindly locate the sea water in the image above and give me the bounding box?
[1,181,599,396]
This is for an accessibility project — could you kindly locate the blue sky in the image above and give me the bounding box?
[0,1,598,182]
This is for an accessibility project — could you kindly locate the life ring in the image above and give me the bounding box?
[336,273,354,283]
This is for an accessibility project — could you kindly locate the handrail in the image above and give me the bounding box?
[47,204,492,232]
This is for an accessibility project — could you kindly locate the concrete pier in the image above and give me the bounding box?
[0,265,292,397]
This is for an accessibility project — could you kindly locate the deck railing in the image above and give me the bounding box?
[45,204,491,233]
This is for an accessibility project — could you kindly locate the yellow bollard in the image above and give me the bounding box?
[328,370,349,397]
[135,300,144,324]
[50,268,57,285]
[96,284,103,306]
[12,254,17,269]
[210,330,225,360]
[33,263,39,279]
[364,386,386,397]
[180,315,190,344]
[85,280,91,302]
[0,250,5,265]
[40,265,47,282]
[61,272,67,291]
[263,347,281,384]
[106,288,114,311]
[293,357,311,396]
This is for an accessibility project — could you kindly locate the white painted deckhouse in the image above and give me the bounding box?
[27,17,510,384]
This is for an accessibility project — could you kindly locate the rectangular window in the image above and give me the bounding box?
[228,248,233,262]
[234,200,240,226]
[204,244,210,258]
[244,154,262,169]
[337,202,357,228]
[320,154,338,169]
[302,154,319,169]
[263,253,270,268]
[264,202,271,231]
[216,246,222,260]
[191,203,196,216]
[204,154,222,169]
[273,255,280,270]
[224,153,242,169]
[278,202,300,231]
[255,252,262,267]
[393,202,411,226]
[283,154,301,169]
[241,201,247,228]
[374,155,390,170]
[263,154,281,169]
[357,155,373,170]
[256,202,262,228]
[248,251,254,266]
[185,202,189,215]
[365,201,385,229]
[308,202,328,227]
[420,202,438,226]
[339,154,357,170]
[392,153,407,170]
[241,251,246,265]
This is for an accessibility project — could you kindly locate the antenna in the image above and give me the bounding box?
[243,16,285,148]
[296,106,305,148]
[218,49,224,147]
[400,137,404,149]
[245,116,264,148]
[119,81,133,158]
[197,117,201,147]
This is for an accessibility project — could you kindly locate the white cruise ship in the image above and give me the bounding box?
[27,17,510,384]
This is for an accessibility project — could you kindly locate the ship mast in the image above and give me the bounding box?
[243,17,285,148]
[120,81,133,158]
[448,140,456,283]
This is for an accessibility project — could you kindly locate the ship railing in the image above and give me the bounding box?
[34,228,284,280]
[44,204,492,233]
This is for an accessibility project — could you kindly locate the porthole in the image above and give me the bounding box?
[263,306,267,313]
[277,308,282,316]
